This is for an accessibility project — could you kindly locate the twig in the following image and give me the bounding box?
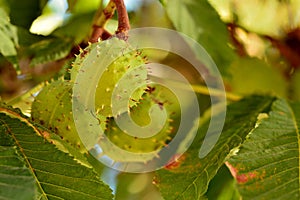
[112,0,130,39]
[89,1,116,43]
[89,0,130,42]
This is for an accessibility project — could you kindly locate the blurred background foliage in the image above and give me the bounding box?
[0,0,300,199]
[1,0,300,100]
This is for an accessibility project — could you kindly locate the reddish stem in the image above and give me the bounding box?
[89,0,130,42]
[90,26,112,43]
[89,1,116,43]
[227,23,247,56]
[112,0,130,39]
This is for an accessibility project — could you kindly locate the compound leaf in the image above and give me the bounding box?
[227,98,300,199]
[0,104,113,200]
[155,96,275,200]
[27,37,72,66]
[0,127,36,200]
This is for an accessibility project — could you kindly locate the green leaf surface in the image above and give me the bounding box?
[209,0,300,38]
[17,27,46,47]
[0,127,36,200]
[226,57,288,98]
[161,0,236,75]
[0,105,113,200]
[227,98,300,199]
[115,173,163,200]
[206,165,240,200]
[6,0,42,29]
[0,8,18,57]
[291,70,300,101]
[155,96,275,200]
[27,37,72,66]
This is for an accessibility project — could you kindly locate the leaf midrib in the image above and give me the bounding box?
[0,111,49,199]
[178,98,274,199]
[48,86,71,128]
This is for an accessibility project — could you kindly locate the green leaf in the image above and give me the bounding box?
[161,0,236,75]
[26,37,72,66]
[0,128,36,200]
[0,105,113,200]
[0,8,18,57]
[206,165,240,200]
[114,173,163,200]
[6,0,43,29]
[17,27,47,47]
[0,0,9,13]
[209,0,300,38]
[291,70,300,101]
[155,95,275,200]
[54,0,102,43]
[226,57,288,98]
[53,12,95,43]
[16,28,73,67]
[227,98,300,199]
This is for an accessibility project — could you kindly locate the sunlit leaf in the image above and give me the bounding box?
[55,0,102,42]
[227,98,300,199]
[226,57,288,98]
[53,12,95,43]
[161,0,236,75]
[209,0,300,38]
[0,8,18,57]
[29,0,70,36]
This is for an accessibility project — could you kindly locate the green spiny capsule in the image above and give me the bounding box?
[32,37,149,154]
[31,79,87,153]
[71,37,148,119]
[104,84,181,154]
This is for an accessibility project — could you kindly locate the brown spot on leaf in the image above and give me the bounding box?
[164,154,186,170]
[226,162,258,184]
[236,172,257,183]
[40,131,50,139]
